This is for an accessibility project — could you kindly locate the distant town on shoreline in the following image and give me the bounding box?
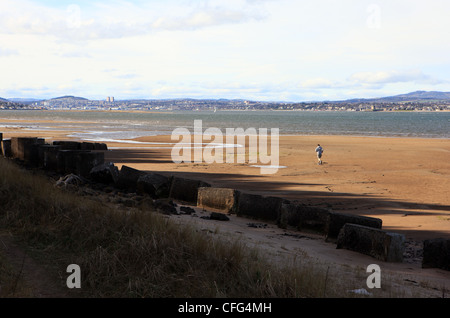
[1,90,450,112]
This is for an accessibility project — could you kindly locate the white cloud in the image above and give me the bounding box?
[349,70,442,85]
[152,8,262,31]
[300,78,337,89]
[0,0,265,41]
[59,51,92,58]
[0,47,18,56]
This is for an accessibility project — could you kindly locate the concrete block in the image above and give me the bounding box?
[116,165,147,190]
[53,141,81,150]
[94,142,108,150]
[80,142,95,150]
[89,162,119,184]
[11,137,34,160]
[336,223,405,262]
[56,150,69,173]
[197,187,240,213]
[10,137,45,164]
[235,192,283,221]
[326,211,382,241]
[422,238,450,271]
[39,145,61,170]
[80,142,108,151]
[28,138,45,166]
[76,151,105,177]
[1,139,11,158]
[169,177,211,204]
[56,150,90,174]
[10,137,21,159]
[278,201,331,233]
[137,173,172,199]
[37,144,47,167]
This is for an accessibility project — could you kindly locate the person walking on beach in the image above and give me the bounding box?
[315,144,324,165]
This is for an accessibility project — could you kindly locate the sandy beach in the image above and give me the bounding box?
[2,126,449,240]
[102,134,450,240]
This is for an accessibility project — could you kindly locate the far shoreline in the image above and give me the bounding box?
[2,108,450,114]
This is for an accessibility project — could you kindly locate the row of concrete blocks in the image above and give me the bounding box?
[128,168,449,269]
[0,136,107,178]
[199,189,406,263]
[113,165,407,264]
[197,186,449,269]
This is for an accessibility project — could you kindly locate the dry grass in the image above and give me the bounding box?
[0,157,391,298]
[0,249,33,297]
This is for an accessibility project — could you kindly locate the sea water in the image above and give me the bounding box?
[0,110,449,141]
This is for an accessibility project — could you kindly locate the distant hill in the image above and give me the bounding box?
[9,98,42,102]
[342,91,450,103]
[8,98,42,105]
[4,90,450,106]
[50,95,89,101]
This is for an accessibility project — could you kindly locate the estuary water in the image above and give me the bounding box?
[0,110,449,141]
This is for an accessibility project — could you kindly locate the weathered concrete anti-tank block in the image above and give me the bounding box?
[116,165,147,190]
[1,139,12,158]
[80,142,108,151]
[64,150,89,174]
[93,143,108,150]
[325,211,382,241]
[37,144,48,167]
[56,150,90,174]
[28,138,46,166]
[80,142,95,150]
[235,192,283,222]
[53,140,108,151]
[136,173,172,199]
[76,151,105,178]
[10,137,45,165]
[336,223,405,262]
[38,145,61,170]
[197,187,240,213]
[53,140,82,150]
[89,162,119,184]
[169,177,211,204]
[10,137,21,159]
[422,238,450,271]
[277,201,331,233]
[56,150,70,173]
[0,133,5,158]
[11,137,33,160]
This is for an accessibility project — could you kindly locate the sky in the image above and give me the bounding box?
[0,0,449,102]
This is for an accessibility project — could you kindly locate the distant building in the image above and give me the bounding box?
[106,96,115,103]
